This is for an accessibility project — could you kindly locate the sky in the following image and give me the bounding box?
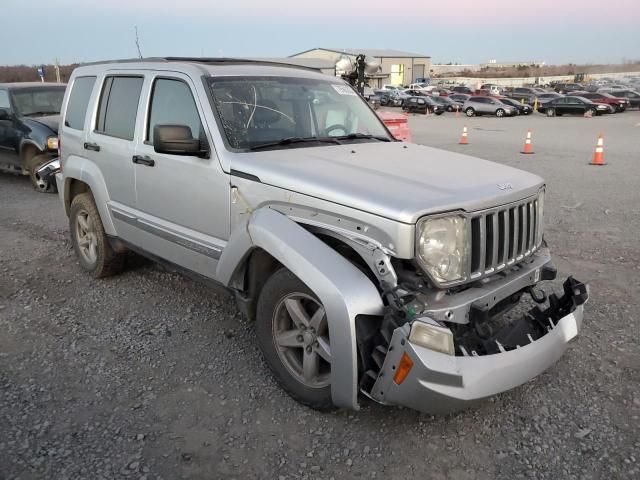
[2,0,639,66]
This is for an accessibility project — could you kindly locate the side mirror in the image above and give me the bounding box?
[0,108,12,121]
[153,125,208,157]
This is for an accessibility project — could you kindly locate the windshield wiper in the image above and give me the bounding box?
[248,137,341,151]
[333,133,393,142]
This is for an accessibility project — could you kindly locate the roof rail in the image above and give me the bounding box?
[79,57,319,72]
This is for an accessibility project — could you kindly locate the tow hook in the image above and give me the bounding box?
[528,286,547,304]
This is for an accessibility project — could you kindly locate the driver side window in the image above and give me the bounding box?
[147,78,203,143]
[0,90,11,110]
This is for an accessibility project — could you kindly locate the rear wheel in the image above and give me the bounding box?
[70,193,125,278]
[495,108,505,118]
[546,108,556,117]
[256,268,334,411]
[465,107,475,117]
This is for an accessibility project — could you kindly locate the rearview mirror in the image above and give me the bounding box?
[153,125,208,157]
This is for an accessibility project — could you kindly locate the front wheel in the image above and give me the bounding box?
[26,154,53,192]
[546,108,555,117]
[495,108,505,117]
[256,268,334,411]
[465,107,475,117]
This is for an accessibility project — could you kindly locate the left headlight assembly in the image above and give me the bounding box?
[416,215,469,285]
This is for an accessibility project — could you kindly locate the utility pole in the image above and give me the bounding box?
[54,58,61,83]
[134,26,143,59]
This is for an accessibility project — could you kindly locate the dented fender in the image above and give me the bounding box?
[216,207,385,410]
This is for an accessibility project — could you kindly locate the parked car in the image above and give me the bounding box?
[402,96,444,115]
[480,84,506,95]
[608,89,640,109]
[0,82,66,190]
[431,88,452,97]
[462,96,517,117]
[429,94,461,112]
[535,92,563,104]
[508,87,542,104]
[54,58,587,415]
[538,96,612,116]
[374,89,401,107]
[363,87,381,109]
[554,83,584,94]
[451,85,474,95]
[449,93,471,106]
[498,97,533,115]
[573,91,630,112]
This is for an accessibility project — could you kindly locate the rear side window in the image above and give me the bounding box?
[147,78,202,143]
[96,76,143,140]
[0,90,10,109]
[64,76,96,130]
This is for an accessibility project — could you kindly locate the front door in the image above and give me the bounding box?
[0,89,20,167]
[132,72,229,278]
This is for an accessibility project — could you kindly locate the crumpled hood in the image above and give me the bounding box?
[23,114,60,133]
[231,142,544,224]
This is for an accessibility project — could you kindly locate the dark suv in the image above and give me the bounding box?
[0,82,65,190]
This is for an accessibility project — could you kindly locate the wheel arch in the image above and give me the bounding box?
[216,207,385,410]
[61,156,115,234]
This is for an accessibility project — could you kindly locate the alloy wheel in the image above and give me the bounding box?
[75,209,98,265]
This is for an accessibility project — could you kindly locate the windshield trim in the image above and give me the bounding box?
[203,74,394,153]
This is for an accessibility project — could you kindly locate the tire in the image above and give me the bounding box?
[546,108,555,117]
[69,192,125,278]
[590,107,598,116]
[25,153,53,192]
[495,108,505,118]
[465,107,475,117]
[256,268,335,411]
[435,111,444,116]
[447,105,454,112]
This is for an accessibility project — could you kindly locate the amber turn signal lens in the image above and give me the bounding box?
[393,352,414,385]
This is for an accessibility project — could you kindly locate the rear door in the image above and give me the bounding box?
[131,72,229,277]
[84,73,144,222]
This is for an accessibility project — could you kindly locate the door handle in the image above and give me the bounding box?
[132,155,155,167]
[83,142,100,152]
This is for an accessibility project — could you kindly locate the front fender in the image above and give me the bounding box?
[62,156,116,235]
[217,208,384,410]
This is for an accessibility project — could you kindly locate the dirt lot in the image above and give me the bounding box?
[1,111,639,480]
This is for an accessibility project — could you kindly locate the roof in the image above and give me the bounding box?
[249,57,336,70]
[291,48,430,59]
[80,57,322,72]
[0,82,66,89]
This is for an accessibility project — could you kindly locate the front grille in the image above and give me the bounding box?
[469,196,541,279]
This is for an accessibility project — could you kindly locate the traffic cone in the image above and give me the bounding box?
[521,130,534,154]
[455,105,460,118]
[590,134,606,166]
[459,126,469,145]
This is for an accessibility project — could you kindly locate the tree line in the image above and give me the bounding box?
[0,64,78,83]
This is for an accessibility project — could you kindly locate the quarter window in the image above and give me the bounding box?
[147,78,202,143]
[64,76,96,130]
[96,76,143,140]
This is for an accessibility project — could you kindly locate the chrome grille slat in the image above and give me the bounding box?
[478,215,486,274]
[469,194,543,280]
[491,214,499,269]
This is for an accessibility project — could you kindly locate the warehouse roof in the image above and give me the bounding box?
[291,48,430,59]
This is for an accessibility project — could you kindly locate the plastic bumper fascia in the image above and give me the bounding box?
[370,288,585,414]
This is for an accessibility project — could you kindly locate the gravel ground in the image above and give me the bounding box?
[1,111,639,479]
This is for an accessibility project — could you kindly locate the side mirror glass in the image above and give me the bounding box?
[153,125,208,157]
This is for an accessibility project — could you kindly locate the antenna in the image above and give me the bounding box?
[134,26,143,59]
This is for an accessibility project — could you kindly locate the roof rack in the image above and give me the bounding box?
[80,57,319,72]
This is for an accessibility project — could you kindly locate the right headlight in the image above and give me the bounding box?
[416,215,469,285]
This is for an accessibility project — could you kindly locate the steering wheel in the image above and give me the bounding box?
[325,124,349,136]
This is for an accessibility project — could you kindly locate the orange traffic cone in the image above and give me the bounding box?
[459,125,469,145]
[590,134,606,165]
[521,130,534,154]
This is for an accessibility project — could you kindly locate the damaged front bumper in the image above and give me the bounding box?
[368,277,588,414]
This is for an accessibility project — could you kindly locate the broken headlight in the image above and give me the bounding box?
[416,215,469,285]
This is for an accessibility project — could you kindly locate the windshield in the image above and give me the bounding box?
[208,76,391,150]
[11,87,65,116]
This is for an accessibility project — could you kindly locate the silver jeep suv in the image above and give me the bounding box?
[56,58,587,414]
